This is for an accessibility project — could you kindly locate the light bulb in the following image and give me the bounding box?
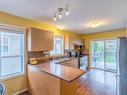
[59,13,62,19]
[65,4,69,16]
[65,9,69,16]
[54,16,56,21]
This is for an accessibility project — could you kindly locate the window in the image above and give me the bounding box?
[0,26,25,79]
[51,36,63,55]
[91,39,117,72]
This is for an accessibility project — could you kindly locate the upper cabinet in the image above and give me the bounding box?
[28,27,53,51]
[64,35,84,50]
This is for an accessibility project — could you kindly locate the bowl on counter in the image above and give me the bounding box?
[30,60,38,65]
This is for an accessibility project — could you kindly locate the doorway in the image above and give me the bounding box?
[91,39,118,72]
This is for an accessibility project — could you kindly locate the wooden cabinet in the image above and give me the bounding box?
[28,65,78,95]
[60,58,79,69]
[71,58,79,68]
[28,27,53,51]
[64,35,84,50]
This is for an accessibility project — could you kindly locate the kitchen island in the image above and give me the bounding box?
[28,58,85,95]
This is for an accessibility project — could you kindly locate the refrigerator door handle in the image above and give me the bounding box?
[114,73,117,77]
[114,72,120,77]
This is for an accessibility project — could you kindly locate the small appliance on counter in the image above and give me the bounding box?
[64,50,71,57]
[64,50,77,57]
[70,50,78,57]
[28,51,50,64]
[30,58,38,65]
[74,45,85,51]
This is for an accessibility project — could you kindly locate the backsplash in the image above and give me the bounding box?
[28,51,50,63]
[28,51,44,58]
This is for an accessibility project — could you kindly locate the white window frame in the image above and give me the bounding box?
[51,35,64,55]
[0,24,26,81]
[90,38,118,71]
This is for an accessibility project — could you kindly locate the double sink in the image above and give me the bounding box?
[55,58,71,63]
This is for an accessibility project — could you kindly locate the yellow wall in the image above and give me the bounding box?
[0,11,126,95]
[80,29,126,67]
[0,11,80,95]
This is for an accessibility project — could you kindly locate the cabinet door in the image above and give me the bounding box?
[71,58,79,69]
[69,36,84,50]
[61,61,70,66]
[61,58,79,68]
[67,60,73,67]
[28,28,53,51]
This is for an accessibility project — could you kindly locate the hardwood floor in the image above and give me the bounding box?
[19,91,29,95]
[76,69,116,95]
[20,69,116,95]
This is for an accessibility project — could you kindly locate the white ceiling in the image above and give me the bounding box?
[0,0,127,34]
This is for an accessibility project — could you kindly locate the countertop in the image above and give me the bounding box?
[28,58,85,82]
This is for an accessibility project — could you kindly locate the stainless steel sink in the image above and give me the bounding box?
[55,58,70,63]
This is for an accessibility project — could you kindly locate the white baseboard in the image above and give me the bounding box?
[13,89,28,95]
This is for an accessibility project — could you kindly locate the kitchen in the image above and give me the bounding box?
[27,27,88,95]
[0,0,127,95]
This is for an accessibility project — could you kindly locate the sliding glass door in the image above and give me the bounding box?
[91,41,105,70]
[105,40,117,72]
[91,39,118,72]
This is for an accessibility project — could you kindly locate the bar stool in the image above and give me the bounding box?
[0,82,5,95]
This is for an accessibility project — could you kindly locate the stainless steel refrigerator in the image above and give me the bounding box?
[117,37,127,95]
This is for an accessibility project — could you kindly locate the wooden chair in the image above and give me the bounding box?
[0,82,5,95]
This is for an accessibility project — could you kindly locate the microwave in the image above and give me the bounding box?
[74,45,85,51]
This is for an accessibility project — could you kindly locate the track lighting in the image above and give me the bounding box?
[65,9,69,16]
[65,5,69,16]
[59,12,62,19]
[54,15,57,21]
[53,4,70,21]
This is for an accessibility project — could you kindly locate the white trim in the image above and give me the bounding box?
[0,23,26,31]
[90,40,92,68]
[50,35,64,55]
[90,37,118,41]
[90,38,118,68]
[90,38,119,71]
[0,73,26,81]
[0,24,27,81]
[13,88,28,95]
[116,38,120,75]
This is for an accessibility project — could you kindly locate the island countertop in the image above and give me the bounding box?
[28,58,85,82]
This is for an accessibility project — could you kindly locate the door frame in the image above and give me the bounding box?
[90,38,118,72]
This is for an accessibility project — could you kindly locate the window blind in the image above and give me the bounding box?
[0,25,25,79]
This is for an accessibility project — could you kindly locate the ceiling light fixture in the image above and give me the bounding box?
[53,4,70,21]
[58,8,63,19]
[54,15,57,21]
[65,5,69,16]
[88,22,102,28]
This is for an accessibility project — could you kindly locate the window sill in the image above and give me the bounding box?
[0,72,26,81]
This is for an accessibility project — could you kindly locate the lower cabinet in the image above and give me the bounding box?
[60,58,79,69]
